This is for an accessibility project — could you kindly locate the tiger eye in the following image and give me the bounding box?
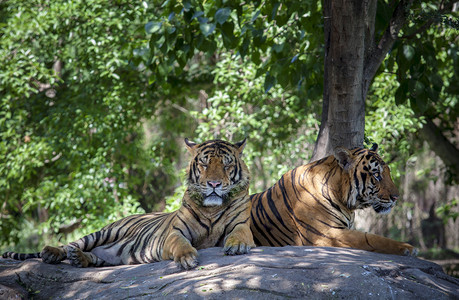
[373,173,382,181]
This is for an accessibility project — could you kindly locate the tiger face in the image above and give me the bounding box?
[335,144,399,214]
[185,139,249,207]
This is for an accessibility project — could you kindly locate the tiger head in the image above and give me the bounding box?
[334,144,399,214]
[185,138,250,207]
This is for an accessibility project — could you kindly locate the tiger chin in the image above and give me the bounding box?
[2,139,255,270]
[250,144,418,257]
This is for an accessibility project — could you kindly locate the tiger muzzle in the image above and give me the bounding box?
[203,183,224,206]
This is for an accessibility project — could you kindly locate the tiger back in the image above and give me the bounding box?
[3,139,254,269]
[250,144,417,256]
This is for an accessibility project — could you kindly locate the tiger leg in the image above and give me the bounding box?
[162,231,198,270]
[66,245,111,267]
[41,245,67,264]
[224,222,255,255]
[326,229,418,256]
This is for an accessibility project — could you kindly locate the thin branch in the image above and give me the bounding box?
[401,0,456,39]
[364,0,413,85]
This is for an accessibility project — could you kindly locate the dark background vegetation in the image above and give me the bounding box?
[0,0,457,273]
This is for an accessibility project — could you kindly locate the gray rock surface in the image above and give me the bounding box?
[0,246,458,299]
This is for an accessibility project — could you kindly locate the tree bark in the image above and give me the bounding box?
[311,0,413,161]
[311,0,372,161]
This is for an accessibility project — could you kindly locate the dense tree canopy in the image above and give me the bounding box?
[143,0,458,162]
[0,1,161,246]
[0,0,457,253]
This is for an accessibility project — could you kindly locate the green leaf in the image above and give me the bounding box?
[270,3,281,21]
[430,73,443,92]
[277,67,290,88]
[215,8,231,25]
[414,92,428,113]
[402,45,415,61]
[239,37,250,59]
[251,10,260,22]
[413,81,425,95]
[252,50,261,65]
[264,74,276,93]
[272,43,284,53]
[200,23,216,37]
[395,81,408,105]
[145,21,162,34]
[221,22,236,48]
[192,11,204,20]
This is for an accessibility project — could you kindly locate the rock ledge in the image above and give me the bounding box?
[0,246,458,299]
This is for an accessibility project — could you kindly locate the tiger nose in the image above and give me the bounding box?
[390,195,399,202]
[207,181,222,188]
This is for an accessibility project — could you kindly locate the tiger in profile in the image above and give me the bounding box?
[3,139,254,269]
[250,144,418,256]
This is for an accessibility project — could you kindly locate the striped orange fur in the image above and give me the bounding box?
[3,139,254,269]
[250,145,417,256]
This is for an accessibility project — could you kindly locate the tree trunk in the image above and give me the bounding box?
[311,0,412,161]
[311,0,372,161]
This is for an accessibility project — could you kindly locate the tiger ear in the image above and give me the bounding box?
[185,138,198,154]
[370,143,378,152]
[334,147,353,171]
[234,138,247,155]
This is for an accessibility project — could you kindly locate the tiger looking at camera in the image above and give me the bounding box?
[3,139,254,269]
[250,144,417,256]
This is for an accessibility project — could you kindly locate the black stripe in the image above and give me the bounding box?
[297,173,344,222]
[252,191,292,246]
[352,148,365,155]
[224,217,249,237]
[266,188,293,233]
[177,215,193,239]
[360,172,367,193]
[215,231,226,247]
[223,211,245,236]
[183,202,209,235]
[82,235,91,251]
[211,204,232,227]
[250,195,276,246]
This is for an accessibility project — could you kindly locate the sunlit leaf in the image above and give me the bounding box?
[215,8,231,25]
[145,21,162,34]
[200,23,216,37]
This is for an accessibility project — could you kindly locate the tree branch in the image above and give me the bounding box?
[400,1,456,39]
[419,117,459,178]
[364,0,413,86]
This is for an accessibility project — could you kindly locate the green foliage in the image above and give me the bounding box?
[366,70,424,182]
[436,199,458,224]
[144,0,323,98]
[164,183,187,213]
[0,0,168,247]
[389,1,458,115]
[189,52,319,189]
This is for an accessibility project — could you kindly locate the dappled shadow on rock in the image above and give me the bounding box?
[0,246,458,299]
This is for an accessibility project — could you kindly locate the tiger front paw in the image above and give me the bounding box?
[401,243,418,257]
[173,246,198,270]
[67,245,90,267]
[224,236,254,256]
[41,246,66,264]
